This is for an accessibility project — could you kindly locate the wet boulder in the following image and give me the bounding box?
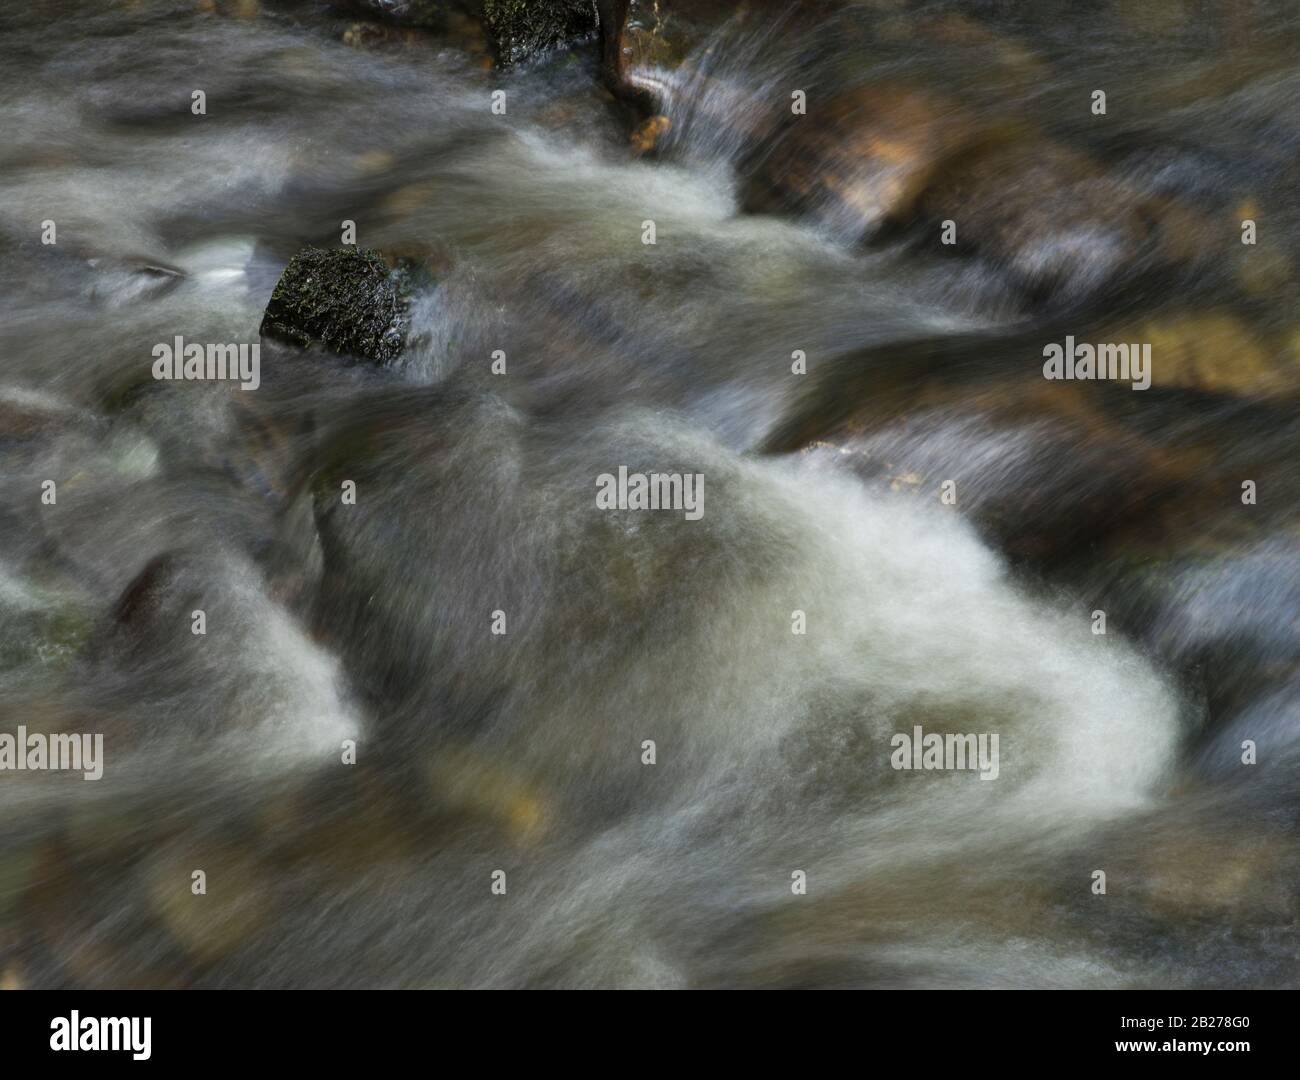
[918,138,1162,306]
[629,113,671,155]
[259,246,412,364]
[146,842,271,965]
[0,393,76,445]
[480,0,599,66]
[745,83,985,242]
[597,0,683,104]
[330,1,598,66]
[1105,310,1299,397]
[597,0,813,108]
[787,376,1192,565]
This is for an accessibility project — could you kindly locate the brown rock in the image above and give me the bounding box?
[599,0,822,109]
[0,396,69,441]
[629,114,670,155]
[1141,826,1293,920]
[798,375,1193,562]
[424,746,551,845]
[747,82,985,241]
[1113,311,1299,397]
[920,138,1160,304]
[147,844,270,964]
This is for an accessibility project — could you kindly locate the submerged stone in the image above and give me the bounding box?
[746,82,985,242]
[1109,311,1295,397]
[259,246,411,364]
[147,843,270,963]
[919,138,1159,306]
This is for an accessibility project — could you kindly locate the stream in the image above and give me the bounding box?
[0,0,1297,989]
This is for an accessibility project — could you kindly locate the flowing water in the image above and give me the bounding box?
[0,0,1297,988]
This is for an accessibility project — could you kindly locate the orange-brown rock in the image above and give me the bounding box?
[1111,311,1300,397]
[630,114,671,156]
[747,82,986,241]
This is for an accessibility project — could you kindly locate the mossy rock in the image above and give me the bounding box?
[481,0,598,66]
[333,0,597,65]
[259,246,412,364]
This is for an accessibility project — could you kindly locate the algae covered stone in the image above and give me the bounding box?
[331,0,598,65]
[481,0,598,66]
[259,246,411,363]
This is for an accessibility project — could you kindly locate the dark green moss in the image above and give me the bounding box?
[260,246,412,364]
